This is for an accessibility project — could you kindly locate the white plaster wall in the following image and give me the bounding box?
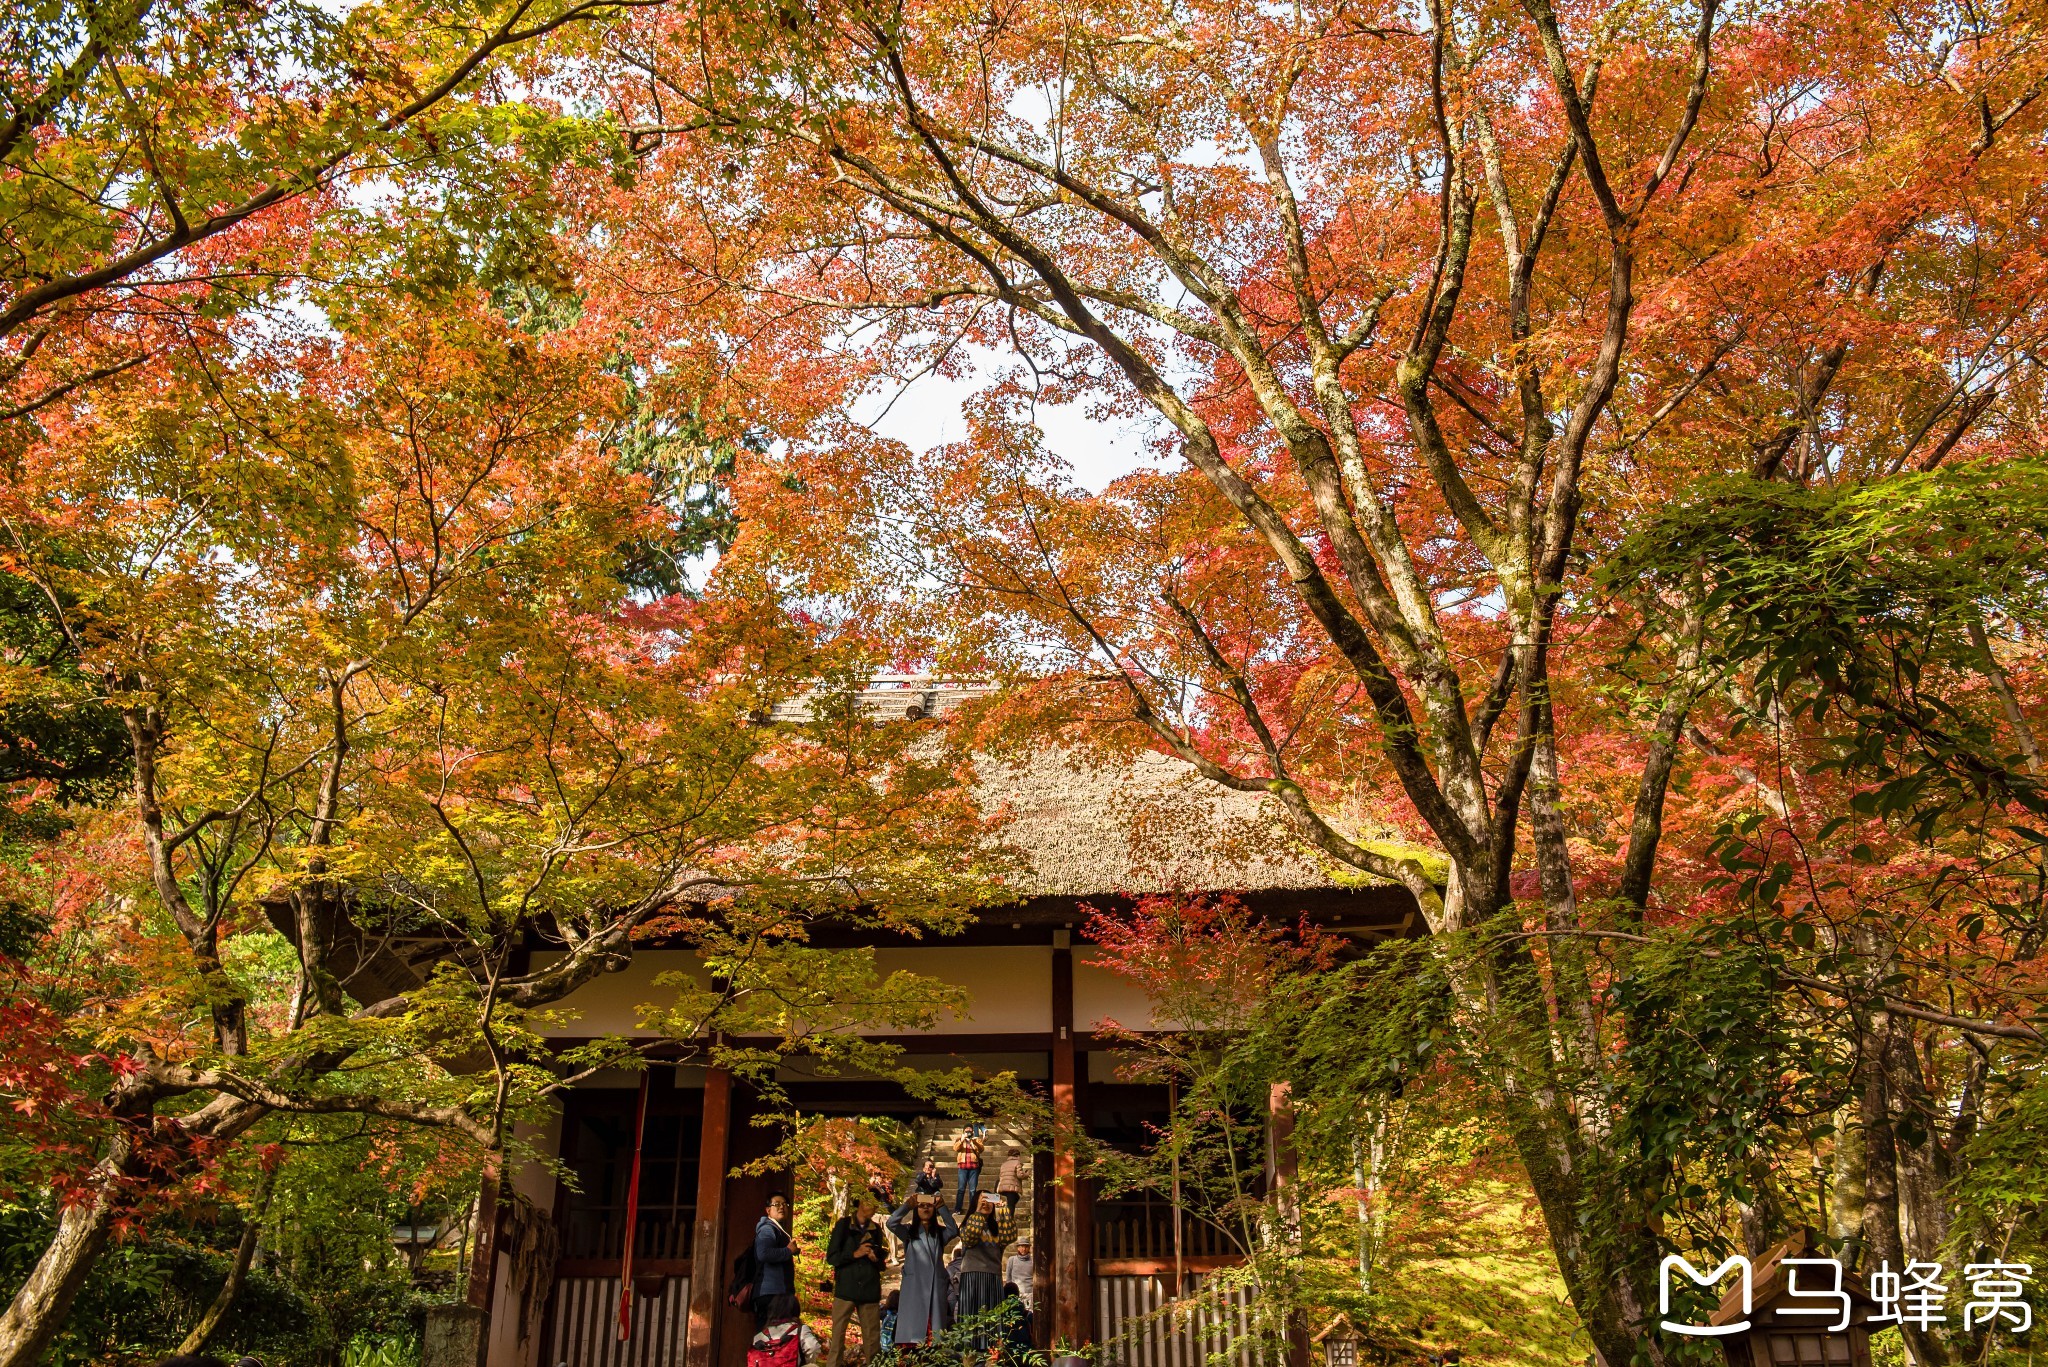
[531,946,1059,1038]
[867,946,1053,1034]
[1073,948,1183,1032]
[529,950,709,1038]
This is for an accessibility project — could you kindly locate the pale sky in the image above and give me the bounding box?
[850,344,1173,493]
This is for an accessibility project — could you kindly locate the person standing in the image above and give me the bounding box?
[753,1193,800,1326]
[952,1128,983,1213]
[826,1197,886,1367]
[1003,1237,1034,1304]
[995,1147,1024,1213]
[895,1160,939,1266]
[886,1192,959,1346]
[956,1190,1016,1345]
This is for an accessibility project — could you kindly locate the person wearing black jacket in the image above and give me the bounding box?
[825,1197,886,1367]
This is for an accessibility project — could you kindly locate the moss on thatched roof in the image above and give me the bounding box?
[975,747,1405,898]
[766,679,1434,901]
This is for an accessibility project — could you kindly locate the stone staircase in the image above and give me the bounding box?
[908,1117,1035,1244]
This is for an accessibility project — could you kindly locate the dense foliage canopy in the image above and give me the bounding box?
[3,0,2047,1359]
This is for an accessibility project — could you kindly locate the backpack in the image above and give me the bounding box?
[727,1245,761,1309]
[749,1326,804,1367]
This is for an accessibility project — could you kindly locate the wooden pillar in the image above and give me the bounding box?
[1031,1145,1054,1347]
[1051,935,1090,1349]
[687,1066,733,1367]
[1268,1082,1310,1367]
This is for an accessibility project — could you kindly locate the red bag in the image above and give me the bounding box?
[749,1327,804,1367]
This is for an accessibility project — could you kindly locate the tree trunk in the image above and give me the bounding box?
[1507,1104,1672,1367]
[1860,1011,1947,1367]
[1884,1020,1951,1260]
[1434,839,1676,1366]
[1739,1160,1787,1259]
[0,1139,131,1367]
[0,1087,264,1367]
[1968,615,2043,774]
[1353,1109,1391,1297]
[177,1170,274,1354]
[1828,1104,1866,1267]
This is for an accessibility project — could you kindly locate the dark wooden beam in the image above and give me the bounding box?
[557,1257,694,1278]
[1031,1145,1053,1348]
[687,1066,732,1367]
[773,1032,1058,1055]
[543,1030,1186,1058]
[1051,939,1091,1349]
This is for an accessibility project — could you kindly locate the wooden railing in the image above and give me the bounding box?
[560,1205,696,1262]
[1093,1197,1236,1262]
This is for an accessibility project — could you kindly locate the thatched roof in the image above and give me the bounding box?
[303,686,1419,1006]
[767,678,1406,901]
[976,746,1379,898]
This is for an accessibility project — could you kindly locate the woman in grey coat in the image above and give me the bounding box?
[887,1192,959,1345]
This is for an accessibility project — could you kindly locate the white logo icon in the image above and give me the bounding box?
[1660,1254,1752,1337]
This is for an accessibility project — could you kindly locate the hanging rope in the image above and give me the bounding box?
[617,1069,653,1342]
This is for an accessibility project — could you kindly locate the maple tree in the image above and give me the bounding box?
[0,268,998,1360]
[575,0,2048,1357]
[1084,897,1585,1362]
[3,0,2046,1353]
[0,0,674,441]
